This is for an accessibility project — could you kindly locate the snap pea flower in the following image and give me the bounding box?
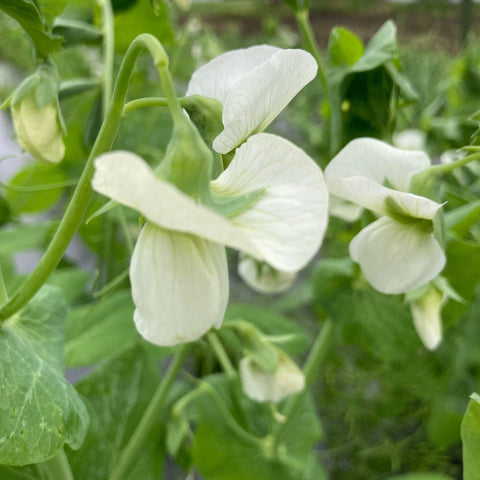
[186,45,318,154]
[239,350,305,403]
[92,133,328,346]
[325,138,445,294]
[392,128,426,151]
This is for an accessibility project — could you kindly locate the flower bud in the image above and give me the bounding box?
[410,285,443,350]
[239,349,305,403]
[11,65,65,164]
[238,254,296,294]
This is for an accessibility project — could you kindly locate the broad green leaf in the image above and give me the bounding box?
[327,27,364,67]
[0,0,62,58]
[114,0,173,52]
[65,290,139,367]
[37,0,67,22]
[48,267,90,304]
[0,286,89,465]
[462,393,480,480]
[67,346,164,480]
[6,164,68,215]
[224,304,308,355]
[0,222,52,254]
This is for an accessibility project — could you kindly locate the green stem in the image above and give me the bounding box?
[207,331,236,377]
[123,96,169,114]
[295,8,328,96]
[430,152,480,174]
[0,179,78,193]
[0,34,171,322]
[271,319,333,452]
[109,345,190,480]
[99,0,115,116]
[39,450,75,480]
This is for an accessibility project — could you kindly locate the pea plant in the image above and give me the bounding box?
[0,0,480,479]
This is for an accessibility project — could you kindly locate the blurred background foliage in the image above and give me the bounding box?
[1,0,480,479]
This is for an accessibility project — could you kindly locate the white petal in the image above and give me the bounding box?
[392,129,426,151]
[237,254,296,294]
[239,352,305,403]
[186,45,281,104]
[325,138,439,218]
[213,49,317,153]
[92,151,263,259]
[349,216,446,294]
[130,224,229,346]
[329,195,363,222]
[212,133,328,271]
[410,286,443,350]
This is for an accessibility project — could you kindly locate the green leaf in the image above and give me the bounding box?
[0,222,52,254]
[67,346,164,480]
[114,0,173,52]
[0,0,62,58]
[327,27,364,67]
[48,267,90,304]
[462,393,480,480]
[0,286,89,465]
[6,164,67,215]
[52,20,102,48]
[65,290,140,367]
[37,0,67,23]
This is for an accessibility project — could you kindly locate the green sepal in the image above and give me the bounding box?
[207,188,265,219]
[155,114,214,202]
[230,320,279,374]
[409,166,443,202]
[182,95,224,149]
[12,63,60,109]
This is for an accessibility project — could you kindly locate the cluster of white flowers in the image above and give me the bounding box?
[90,46,448,401]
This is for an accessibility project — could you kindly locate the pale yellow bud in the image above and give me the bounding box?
[410,286,443,350]
[12,93,65,164]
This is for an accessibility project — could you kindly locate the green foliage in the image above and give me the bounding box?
[461,393,480,480]
[327,21,417,153]
[6,164,68,215]
[0,222,53,254]
[67,346,164,480]
[0,286,88,465]
[113,0,173,52]
[65,290,140,367]
[0,0,62,58]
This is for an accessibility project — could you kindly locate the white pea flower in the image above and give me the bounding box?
[392,129,426,151]
[237,254,296,294]
[325,138,445,294]
[239,351,305,403]
[410,285,444,350]
[186,45,317,154]
[92,133,328,346]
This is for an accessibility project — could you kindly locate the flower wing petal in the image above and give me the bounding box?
[212,49,318,153]
[325,138,438,218]
[130,224,229,346]
[92,151,266,259]
[349,216,446,294]
[186,45,280,104]
[212,133,328,271]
